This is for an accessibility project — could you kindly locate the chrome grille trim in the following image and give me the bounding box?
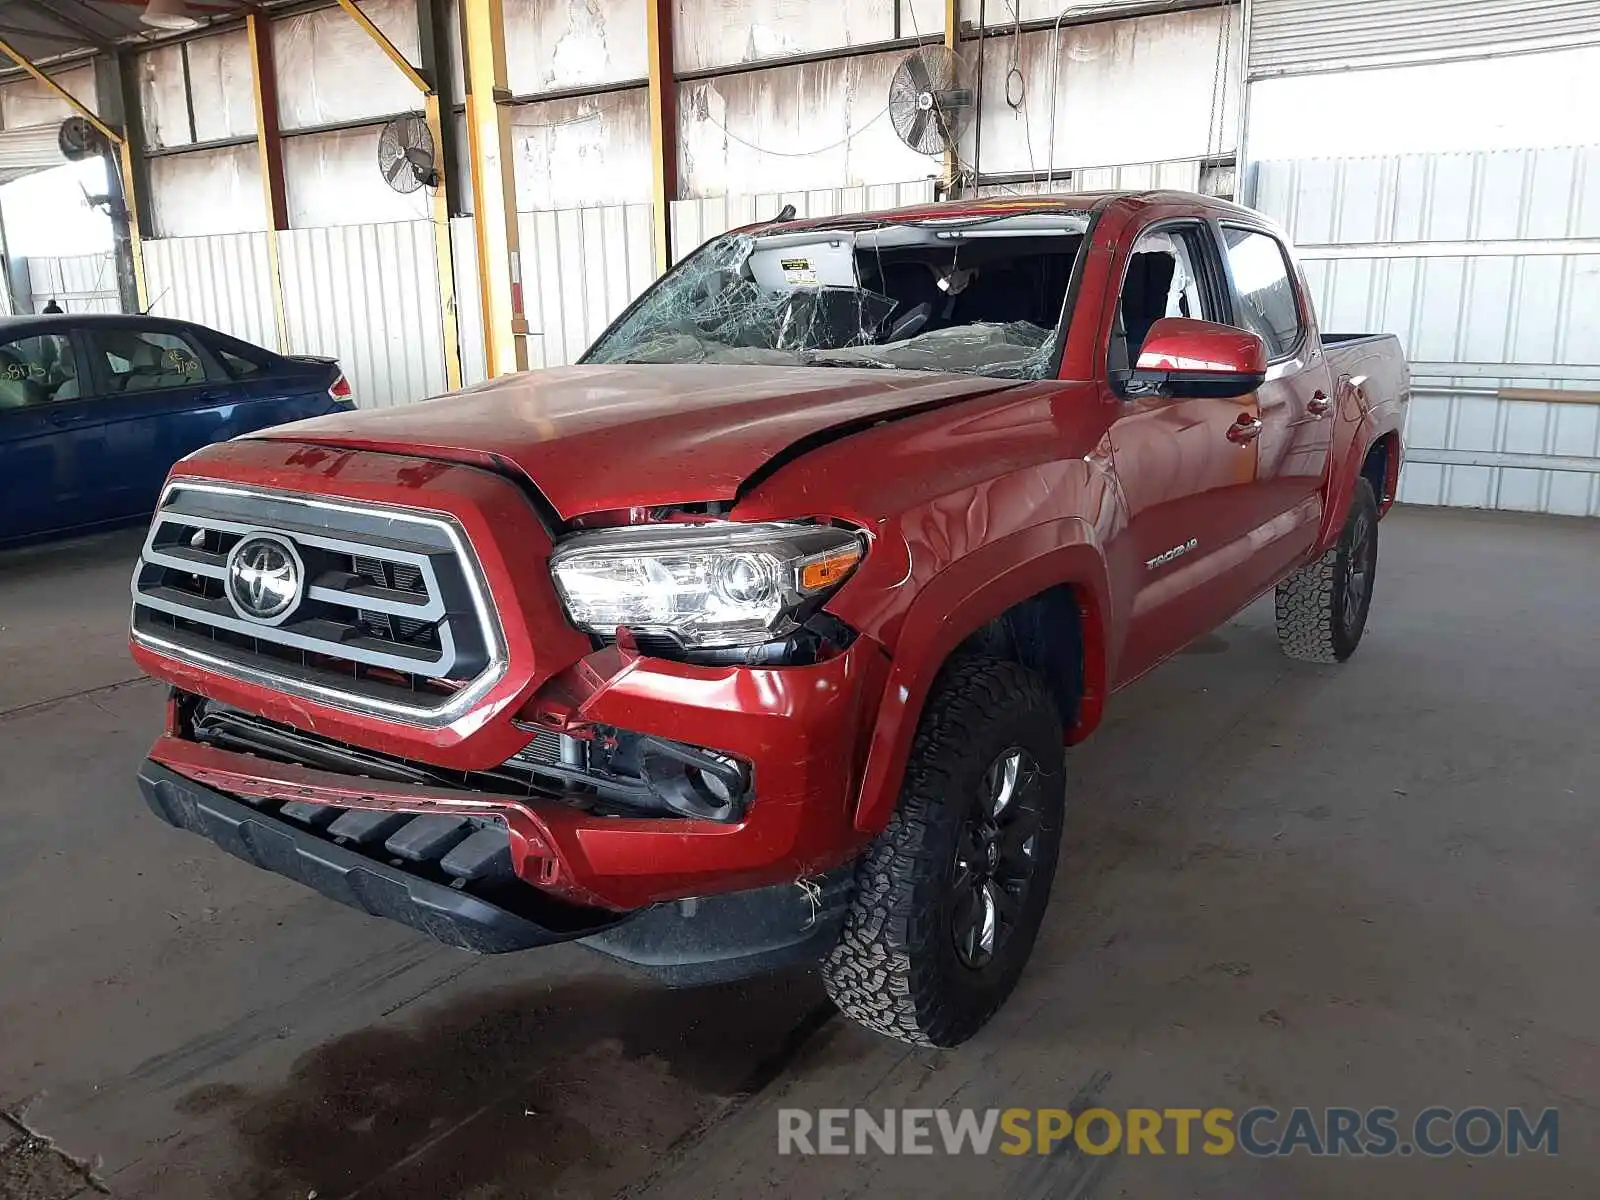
[130,481,507,727]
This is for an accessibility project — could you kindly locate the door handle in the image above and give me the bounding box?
[1226,414,1263,444]
[1307,390,1332,417]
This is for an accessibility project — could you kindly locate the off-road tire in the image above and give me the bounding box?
[1276,477,1380,663]
[822,657,1067,1047]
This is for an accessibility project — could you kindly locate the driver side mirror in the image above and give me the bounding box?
[1130,317,1267,399]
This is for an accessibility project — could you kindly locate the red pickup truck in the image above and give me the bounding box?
[130,192,1408,1047]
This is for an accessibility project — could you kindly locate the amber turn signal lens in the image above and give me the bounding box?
[798,543,862,593]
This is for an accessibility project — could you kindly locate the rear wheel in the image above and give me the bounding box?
[822,658,1066,1047]
[1276,477,1379,663]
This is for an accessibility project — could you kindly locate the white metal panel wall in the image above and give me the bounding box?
[676,0,897,74]
[517,204,656,368]
[669,179,937,262]
[25,254,118,313]
[1253,148,1600,516]
[679,51,946,198]
[509,90,652,210]
[142,233,279,352]
[449,216,489,386]
[278,221,447,408]
[449,205,655,379]
[502,0,648,94]
[977,159,1202,197]
[976,8,1239,176]
[1248,0,1600,78]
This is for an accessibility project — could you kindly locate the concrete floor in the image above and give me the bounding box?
[0,506,1595,1199]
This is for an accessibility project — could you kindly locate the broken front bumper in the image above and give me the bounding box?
[139,759,610,953]
[139,758,855,980]
[145,636,889,913]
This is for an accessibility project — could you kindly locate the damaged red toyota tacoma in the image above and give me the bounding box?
[130,192,1408,1047]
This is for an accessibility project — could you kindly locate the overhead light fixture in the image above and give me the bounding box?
[141,0,203,31]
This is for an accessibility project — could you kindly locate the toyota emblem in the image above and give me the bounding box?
[225,533,303,624]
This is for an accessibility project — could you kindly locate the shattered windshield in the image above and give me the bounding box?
[584,213,1090,379]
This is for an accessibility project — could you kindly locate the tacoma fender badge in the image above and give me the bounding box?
[1146,537,1198,570]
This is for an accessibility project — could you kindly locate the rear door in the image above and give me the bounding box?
[79,323,243,520]
[1214,225,1336,592]
[1105,220,1268,681]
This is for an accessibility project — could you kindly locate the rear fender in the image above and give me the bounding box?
[1314,377,1377,553]
[852,518,1110,834]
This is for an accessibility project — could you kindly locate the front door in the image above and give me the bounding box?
[1105,222,1267,683]
[0,327,102,541]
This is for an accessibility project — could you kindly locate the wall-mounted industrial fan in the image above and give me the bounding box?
[58,116,108,162]
[888,46,975,157]
[377,115,438,193]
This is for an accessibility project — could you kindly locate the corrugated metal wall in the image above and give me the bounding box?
[450,204,655,384]
[1252,147,1600,517]
[518,204,657,368]
[278,221,448,408]
[1248,0,1600,78]
[449,216,489,386]
[669,179,938,262]
[24,254,119,313]
[142,233,279,352]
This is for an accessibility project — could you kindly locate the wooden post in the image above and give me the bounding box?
[646,0,679,272]
[246,12,289,350]
[461,0,529,375]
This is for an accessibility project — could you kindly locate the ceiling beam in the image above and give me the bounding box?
[0,23,91,49]
[14,0,117,50]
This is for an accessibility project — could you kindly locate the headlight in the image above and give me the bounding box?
[549,521,864,649]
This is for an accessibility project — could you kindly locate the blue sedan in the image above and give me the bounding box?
[0,314,355,545]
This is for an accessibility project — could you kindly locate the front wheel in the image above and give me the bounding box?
[1276,477,1380,663]
[822,658,1066,1047]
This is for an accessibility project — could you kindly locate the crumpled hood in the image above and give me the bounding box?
[247,363,1021,519]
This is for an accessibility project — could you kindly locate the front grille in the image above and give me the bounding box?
[131,482,505,725]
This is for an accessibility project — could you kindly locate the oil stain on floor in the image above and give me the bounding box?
[174,972,832,1200]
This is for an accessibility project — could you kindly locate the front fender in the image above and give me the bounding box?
[851,518,1111,834]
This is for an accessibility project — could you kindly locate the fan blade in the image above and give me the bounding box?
[904,51,932,95]
[889,69,918,108]
[907,107,933,154]
[383,153,409,186]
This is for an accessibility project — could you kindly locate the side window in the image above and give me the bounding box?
[217,347,264,379]
[91,328,221,393]
[0,332,82,410]
[1221,228,1303,360]
[1111,225,1214,377]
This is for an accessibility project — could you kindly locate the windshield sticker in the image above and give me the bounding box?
[781,258,818,285]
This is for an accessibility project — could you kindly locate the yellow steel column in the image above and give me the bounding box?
[0,34,147,310]
[645,0,678,272]
[943,0,960,195]
[461,0,528,374]
[245,13,289,351]
[423,91,463,389]
[117,142,149,311]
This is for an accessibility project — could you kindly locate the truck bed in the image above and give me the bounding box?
[1321,333,1409,414]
